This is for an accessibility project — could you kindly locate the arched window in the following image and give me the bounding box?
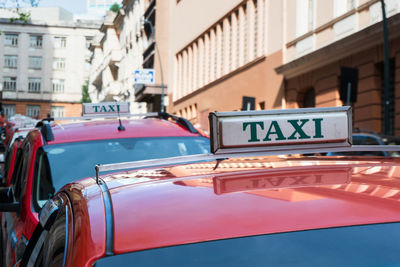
[302,88,315,108]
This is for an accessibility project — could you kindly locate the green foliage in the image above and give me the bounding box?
[9,10,31,22]
[109,3,120,12]
[82,81,92,103]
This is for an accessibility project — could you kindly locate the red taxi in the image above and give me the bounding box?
[0,103,209,267]
[21,107,400,266]
[2,137,24,186]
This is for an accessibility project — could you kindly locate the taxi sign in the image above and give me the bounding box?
[209,107,352,154]
[82,102,130,116]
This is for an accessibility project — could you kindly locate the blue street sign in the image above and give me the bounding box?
[133,69,155,84]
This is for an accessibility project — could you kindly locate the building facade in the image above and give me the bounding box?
[89,0,169,113]
[276,0,400,135]
[87,0,123,18]
[168,0,285,131]
[0,7,100,119]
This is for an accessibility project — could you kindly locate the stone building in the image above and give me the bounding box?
[0,7,100,119]
[168,0,284,131]
[276,0,400,135]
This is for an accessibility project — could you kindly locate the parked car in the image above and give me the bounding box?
[21,106,400,266]
[0,110,209,267]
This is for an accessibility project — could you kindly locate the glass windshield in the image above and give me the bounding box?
[33,137,209,209]
[96,223,400,266]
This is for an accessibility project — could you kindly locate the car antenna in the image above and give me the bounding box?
[115,101,125,131]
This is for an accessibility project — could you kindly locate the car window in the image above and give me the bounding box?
[11,142,31,201]
[35,204,69,267]
[32,136,209,210]
[3,145,16,184]
[353,135,382,145]
[32,148,55,209]
[95,223,400,266]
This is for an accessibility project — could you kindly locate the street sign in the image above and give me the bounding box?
[133,69,155,84]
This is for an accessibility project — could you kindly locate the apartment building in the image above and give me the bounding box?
[89,0,168,112]
[0,7,100,119]
[276,0,400,135]
[168,0,284,131]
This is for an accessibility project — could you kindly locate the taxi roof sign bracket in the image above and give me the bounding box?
[209,106,353,154]
[94,144,400,178]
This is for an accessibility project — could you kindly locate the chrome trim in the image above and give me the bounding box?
[52,112,159,121]
[95,144,400,175]
[97,178,114,256]
[62,205,68,267]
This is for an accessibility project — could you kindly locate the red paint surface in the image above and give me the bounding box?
[49,118,202,144]
[105,157,400,254]
[2,117,204,266]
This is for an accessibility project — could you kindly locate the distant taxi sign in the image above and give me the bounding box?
[209,107,352,154]
[83,102,130,116]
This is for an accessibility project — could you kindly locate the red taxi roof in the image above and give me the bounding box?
[47,118,200,144]
[68,156,400,257]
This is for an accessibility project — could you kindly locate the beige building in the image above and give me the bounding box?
[0,7,100,119]
[276,0,400,135]
[168,0,285,131]
[89,0,169,113]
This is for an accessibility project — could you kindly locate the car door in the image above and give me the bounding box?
[1,140,31,267]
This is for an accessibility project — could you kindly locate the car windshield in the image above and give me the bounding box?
[33,136,209,209]
[96,222,400,266]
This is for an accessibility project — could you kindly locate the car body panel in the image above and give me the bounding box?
[1,117,208,267]
[49,119,202,145]
[47,155,400,266]
[63,182,106,267]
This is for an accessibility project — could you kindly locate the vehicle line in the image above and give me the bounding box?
[95,145,400,180]
[96,178,115,256]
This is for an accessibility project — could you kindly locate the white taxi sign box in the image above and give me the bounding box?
[213,166,352,195]
[82,102,130,117]
[209,106,352,154]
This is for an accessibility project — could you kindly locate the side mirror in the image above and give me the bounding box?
[0,187,19,212]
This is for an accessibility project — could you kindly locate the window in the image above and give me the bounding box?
[30,35,43,48]
[4,55,17,68]
[54,36,66,48]
[3,77,16,91]
[85,36,93,49]
[5,34,18,47]
[28,78,41,93]
[53,58,66,70]
[334,0,356,17]
[94,223,400,266]
[296,0,314,37]
[52,79,65,93]
[26,105,40,118]
[50,106,65,118]
[29,56,42,69]
[11,142,31,201]
[3,104,16,117]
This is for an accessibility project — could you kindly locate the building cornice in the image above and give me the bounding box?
[0,18,101,29]
[275,13,400,79]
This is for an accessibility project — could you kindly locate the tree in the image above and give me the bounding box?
[0,0,40,22]
[82,81,91,103]
[109,3,120,12]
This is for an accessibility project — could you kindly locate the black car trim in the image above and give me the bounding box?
[97,178,114,256]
